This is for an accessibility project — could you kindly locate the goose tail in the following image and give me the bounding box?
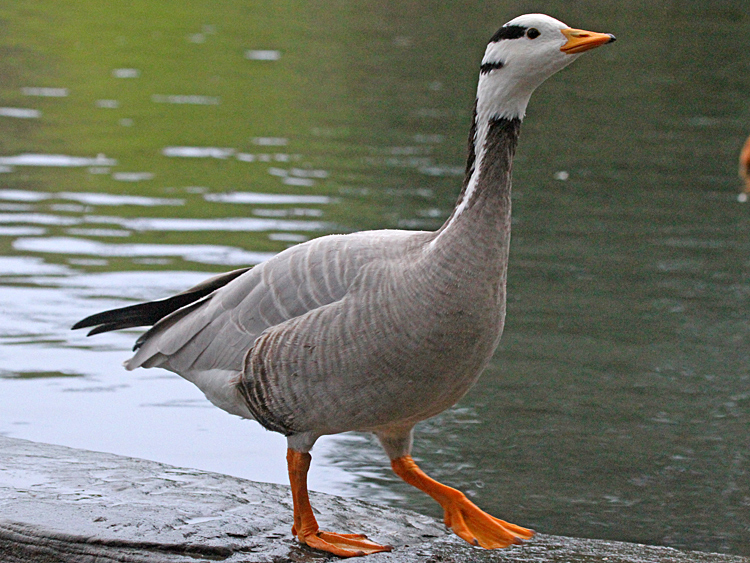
[71,267,251,337]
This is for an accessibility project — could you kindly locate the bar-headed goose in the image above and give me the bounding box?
[74,13,615,558]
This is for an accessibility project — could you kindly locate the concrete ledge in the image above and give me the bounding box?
[0,436,747,563]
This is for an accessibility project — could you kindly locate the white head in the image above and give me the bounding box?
[430,15,614,242]
[477,14,615,121]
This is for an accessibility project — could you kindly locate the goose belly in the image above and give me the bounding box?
[240,286,505,436]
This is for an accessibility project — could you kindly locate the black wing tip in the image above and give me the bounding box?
[70,318,128,336]
[71,313,130,334]
[70,317,96,330]
[71,309,125,331]
[86,323,120,337]
[70,301,164,335]
[70,265,250,338]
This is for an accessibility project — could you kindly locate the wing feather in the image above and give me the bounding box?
[124,230,425,376]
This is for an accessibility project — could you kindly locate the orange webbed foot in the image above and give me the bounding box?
[295,529,393,557]
[287,448,393,557]
[442,494,534,549]
[391,455,533,550]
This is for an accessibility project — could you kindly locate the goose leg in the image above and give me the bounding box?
[287,448,393,557]
[391,455,534,549]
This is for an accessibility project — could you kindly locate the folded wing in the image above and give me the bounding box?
[75,230,422,380]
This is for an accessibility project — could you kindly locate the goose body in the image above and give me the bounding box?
[74,14,614,557]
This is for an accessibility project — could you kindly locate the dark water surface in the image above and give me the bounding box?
[1,0,749,556]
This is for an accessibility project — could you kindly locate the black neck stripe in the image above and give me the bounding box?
[489,25,526,42]
[480,61,504,74]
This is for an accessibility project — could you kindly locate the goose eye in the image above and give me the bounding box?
[526,28,540,39]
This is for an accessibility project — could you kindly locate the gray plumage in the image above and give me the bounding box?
[73,14,615,554]
[74,117,519,455]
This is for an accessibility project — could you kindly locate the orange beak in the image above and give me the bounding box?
[560,28,616,54]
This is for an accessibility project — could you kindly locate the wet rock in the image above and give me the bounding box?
[0,436,746,563]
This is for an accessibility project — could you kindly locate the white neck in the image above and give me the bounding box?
[429,13,583,249]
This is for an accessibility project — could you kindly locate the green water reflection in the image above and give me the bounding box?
[1,0,749,556]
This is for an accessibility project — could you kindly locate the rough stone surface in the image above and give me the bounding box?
[0,436,746,563]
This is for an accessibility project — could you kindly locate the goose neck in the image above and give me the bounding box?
[431,111,521,247]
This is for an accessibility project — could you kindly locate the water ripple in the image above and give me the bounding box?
[0,107,41,119]
[13,237,276,266]
[0,189,184,206]
[0,154,116,167]
[205,191,333,205]
[85,215,328,232]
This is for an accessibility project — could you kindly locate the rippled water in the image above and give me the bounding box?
[1,0,749,557]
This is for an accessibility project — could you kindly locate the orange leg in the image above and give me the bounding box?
[391,455,534,549]
[287,448,392,557]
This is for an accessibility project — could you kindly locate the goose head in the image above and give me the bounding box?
[477,14,615,121]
